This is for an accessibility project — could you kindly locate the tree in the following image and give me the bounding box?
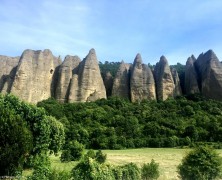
[61,140,84,162]
[0,94,65,176]
[141,159,160,180]
[178,146,222,180]
[0,104,33,176]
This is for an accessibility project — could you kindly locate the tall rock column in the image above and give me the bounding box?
[10,49,61,103]
[185,55,200,94]
[0,56,20,94]
[68,49,106,102]
[171,68,182,97]
[154,56,175,100]
[55,55,81,102]
[112,61,131,99]
[194,50,222,100]
[130,54,156,102]
[103,71,113,97]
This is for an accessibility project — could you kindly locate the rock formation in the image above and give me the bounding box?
[112,61,131,99]
[171,68,182,97]
[10,49,61,103]
[185,55,200,94]
[0,55,20,94]
[154,56,175,100]
[130,54,156,102]
[55,55,81,102]
[0,48,222,103]
[68,49,106,102]
[103,71,113,97]
[194,50,222,100]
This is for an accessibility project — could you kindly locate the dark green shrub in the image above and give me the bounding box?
[86,149,96,158]
[60,150,72,162]
[0,99,33,176]
[141,159,160,180]
[120,163,141,180]
[27,154,51,180]
[178,146,222,180]
[60,140,84,162]
[95,150,107,164]
[48,169,71,180]
[72,157,114,180]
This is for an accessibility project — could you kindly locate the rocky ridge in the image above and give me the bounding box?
[0,48,222,103]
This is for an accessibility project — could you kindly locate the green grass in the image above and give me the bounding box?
[23,148,222,180]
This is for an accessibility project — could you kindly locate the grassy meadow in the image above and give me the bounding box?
[24,148,222,180]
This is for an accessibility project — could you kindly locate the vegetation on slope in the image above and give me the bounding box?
[37,94,222,150]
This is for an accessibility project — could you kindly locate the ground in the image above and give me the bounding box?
[24,148,222,180]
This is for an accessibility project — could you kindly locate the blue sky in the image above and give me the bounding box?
[0,0,222,65]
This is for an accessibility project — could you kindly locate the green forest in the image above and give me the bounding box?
[37,94,222,150]
[1,93,222,179]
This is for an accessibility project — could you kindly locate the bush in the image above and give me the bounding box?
[178,146,222,180]
[119,163,141,180]
[72,157,114,180]
[48,169,71,180]
[141,159,160,180]
[95,150,107,164]
[27,154,51,180]
[86,149,96,159]
[0,101,33,176]
[60,140,84,162]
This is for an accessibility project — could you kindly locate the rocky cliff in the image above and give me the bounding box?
[171,68,182,97]
[103,71,113,97]
[194,50,222,100]
[185,55,200,94]
[0,55,19,94]
[68,49,106,102]
[55,55,81,102]
[0,48,222,103]
[130,54,156,102]
[10,49,61,103]
[154,56,175,100]
[112,61,131,99]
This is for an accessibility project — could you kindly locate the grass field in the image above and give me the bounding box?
[104,148,189,180]
[24,148,222,180]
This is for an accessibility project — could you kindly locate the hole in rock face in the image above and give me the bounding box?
[50,69,53,74]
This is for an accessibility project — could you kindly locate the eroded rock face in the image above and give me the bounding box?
[68,49,106,102]
[0,56,20,94]
[130,54,156,102]
[10,49,61,103]
[194,50,222,100]
[171,68,182,97]
[103,71,113,97]
[185,55,200,94]
[55,55,81,102]
[112,61,131,99]
[154,56,175,100]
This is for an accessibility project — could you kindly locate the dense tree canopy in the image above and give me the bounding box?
[0,94,65,176]
[178,146,222,180]
[38,94,222,150]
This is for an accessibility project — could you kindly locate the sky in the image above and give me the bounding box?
[0,0,222,65]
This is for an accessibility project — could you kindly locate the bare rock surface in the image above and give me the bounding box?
[185,55,200,94]
[55,55,81,102]
[68,49,106,102]
[194,50,222,100]
[103,71,113,97]
[112,61,131,99]
[154,56,175,100]
[0,55,20,94]
[171,68,182,97]
[130,54,156,102]
[10,49,61,103]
